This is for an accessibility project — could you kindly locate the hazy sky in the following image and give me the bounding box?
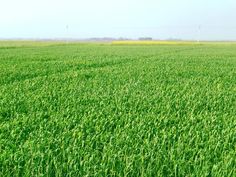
[0,0,235,40]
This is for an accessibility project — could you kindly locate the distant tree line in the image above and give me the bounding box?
[139,37,153,41]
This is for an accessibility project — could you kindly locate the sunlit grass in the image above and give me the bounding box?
[0,42,236,176]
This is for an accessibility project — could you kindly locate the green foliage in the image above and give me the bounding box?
[0,42,236,176]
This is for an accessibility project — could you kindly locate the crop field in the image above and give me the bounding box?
[112,40,236,45]
[0,41,236,176]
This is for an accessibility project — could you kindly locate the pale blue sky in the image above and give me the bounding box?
[0,0,235,40]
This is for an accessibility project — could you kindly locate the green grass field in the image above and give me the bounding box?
[0,41,236,176]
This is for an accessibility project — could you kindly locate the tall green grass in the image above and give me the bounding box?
[0,42,236,176]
